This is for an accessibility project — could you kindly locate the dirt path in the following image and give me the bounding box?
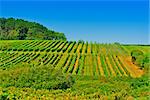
[123,56,144,77]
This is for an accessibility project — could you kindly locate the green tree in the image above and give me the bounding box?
[0,17,67,40]
[17,27,28,40]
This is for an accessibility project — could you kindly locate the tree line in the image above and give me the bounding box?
[0,18,66,40]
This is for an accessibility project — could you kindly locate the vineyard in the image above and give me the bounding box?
[0,40,144,78]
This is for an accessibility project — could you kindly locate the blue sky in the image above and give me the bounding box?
[0,0,149,44]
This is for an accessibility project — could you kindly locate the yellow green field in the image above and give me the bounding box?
[0,40,149,99]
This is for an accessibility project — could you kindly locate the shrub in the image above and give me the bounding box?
[131,50,150,71]
[136,54,150,70]
[0,93,9,100]
[131,50,144,64]
[0,65,75,90]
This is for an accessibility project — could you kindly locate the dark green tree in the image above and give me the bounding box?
[0,17,67,40]
[17,27,28,40]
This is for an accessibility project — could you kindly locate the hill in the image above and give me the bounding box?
[0,40,146,77]
[0,18,66,40]
[0,40,150,99]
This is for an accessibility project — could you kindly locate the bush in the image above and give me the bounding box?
[137,54,150,71]
[0,93,9,100]
[131,50,150,71]
[131,50,144,64]
[0,65,75,90]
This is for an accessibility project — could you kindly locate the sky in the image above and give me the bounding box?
[0,0,149,44]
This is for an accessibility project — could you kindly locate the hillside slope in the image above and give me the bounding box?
[0,40,149,99]
[0,40,145,78]
[0,18,66,40]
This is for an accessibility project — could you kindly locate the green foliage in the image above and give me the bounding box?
[142,54,150,71]
[70,75,150,99]
[114,42,121,45]
[85,41,88,53]
[131,50,143,57]
[62,41,72,53]
[78,55,85,75]
[131,50,144,63]
[73,42,79,53]
[100,55,108,77]
[0,41,150,99]
[80,42,84,53]
[0,65,75,90]
[136,54,150,71]
[0,18,66,40]
[0,75,149,99]
[68,41,76,53]
[78,40,84,44]
[0,89,9,100]
[131,50,150,71]
[68,54,77,73]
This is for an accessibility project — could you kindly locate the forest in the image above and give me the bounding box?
[0,18,66,40]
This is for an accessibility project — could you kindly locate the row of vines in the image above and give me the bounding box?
[0,53,140,78]
[0,40,143,78]
[0,40,128,55]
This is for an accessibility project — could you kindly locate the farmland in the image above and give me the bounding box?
[0,40,150,99]
[0,40,145,78]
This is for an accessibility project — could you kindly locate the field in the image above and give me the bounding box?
[0,40,145,77]
[0,40,150,99]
